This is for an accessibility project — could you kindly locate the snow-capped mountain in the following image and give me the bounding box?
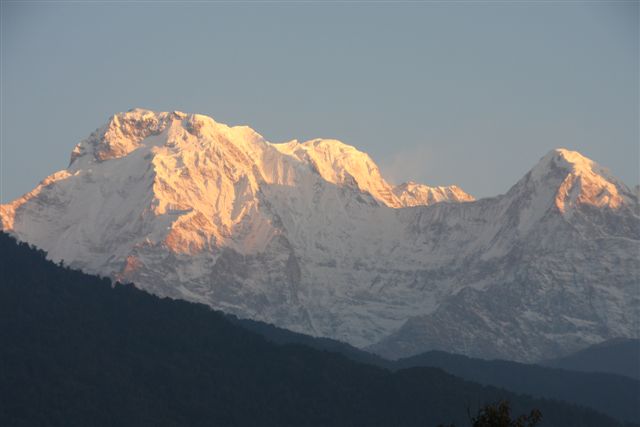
[2,109,638,362]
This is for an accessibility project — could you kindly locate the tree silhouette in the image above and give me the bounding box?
[470,400,542,427]
[437,400,542,427]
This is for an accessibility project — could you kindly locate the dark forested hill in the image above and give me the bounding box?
[0,232,626,427]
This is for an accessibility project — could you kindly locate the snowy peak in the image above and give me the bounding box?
[272,138,473,208]
[70,109,267,168]
[392,181,474,206]
[532,148,611,182]
[524,148,633,214]
[274,138,400,207]
[71,109,177,164]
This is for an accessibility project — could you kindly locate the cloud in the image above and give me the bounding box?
[379,145,434,186]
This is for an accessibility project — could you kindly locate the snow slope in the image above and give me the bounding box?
[2,109,638,361]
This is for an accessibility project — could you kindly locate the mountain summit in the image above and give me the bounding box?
[2,109,638,361]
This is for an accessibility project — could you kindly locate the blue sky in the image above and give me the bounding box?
[1,1,638,203]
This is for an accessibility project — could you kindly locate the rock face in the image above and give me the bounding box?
[2,109,638,362]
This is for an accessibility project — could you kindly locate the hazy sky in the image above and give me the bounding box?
[1,1,638,203]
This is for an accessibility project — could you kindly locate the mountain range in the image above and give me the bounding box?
[1,108,638,362]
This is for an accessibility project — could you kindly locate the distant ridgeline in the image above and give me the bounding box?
[0,232,629,427]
